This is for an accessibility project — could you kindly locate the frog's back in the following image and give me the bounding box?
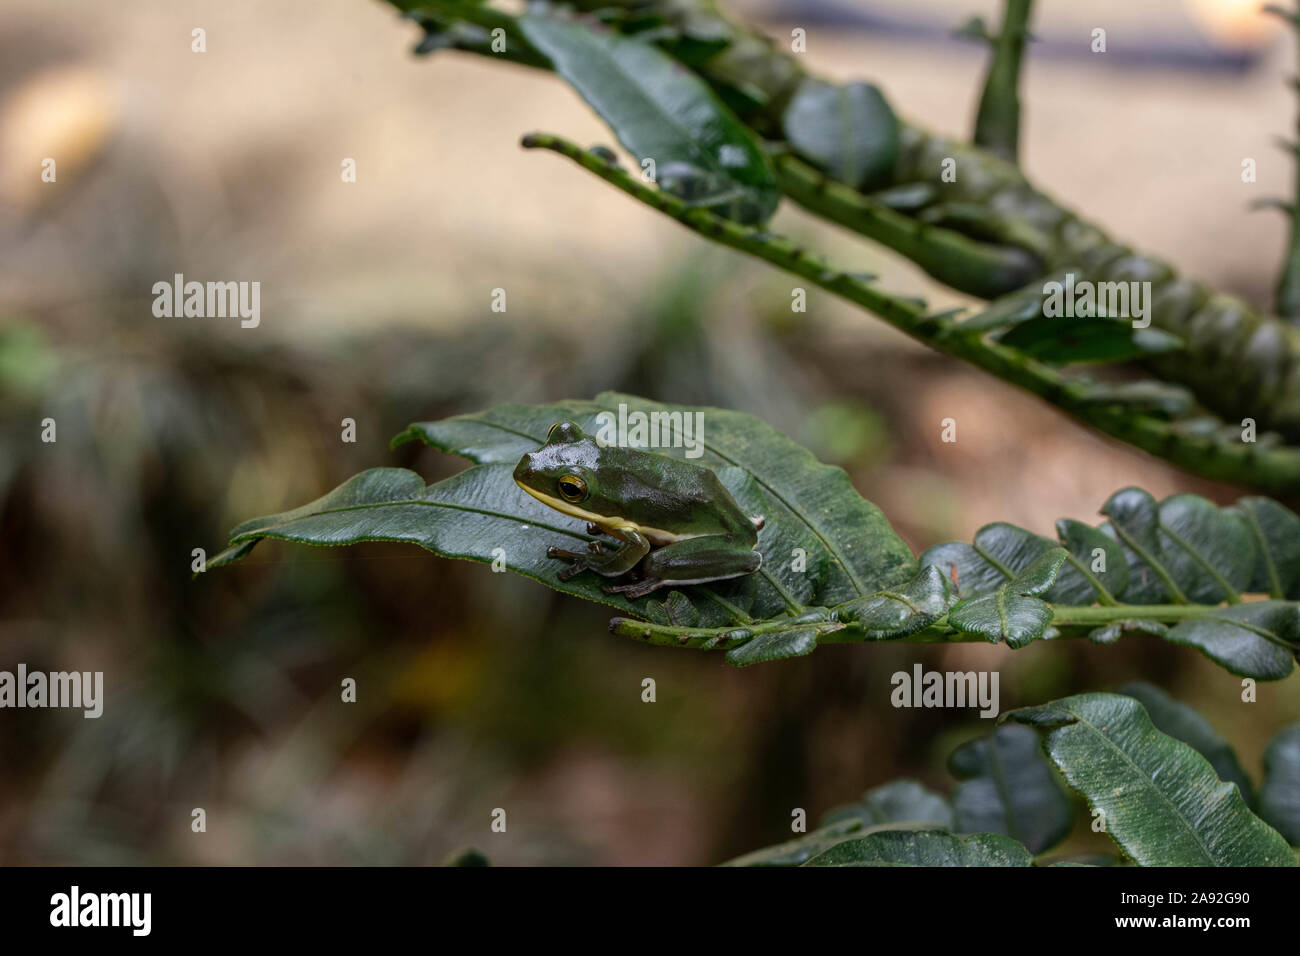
[604,447,755,539]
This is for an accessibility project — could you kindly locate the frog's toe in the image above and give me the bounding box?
[547,546,586,561]
[604,578,666,599]
[555,562,585,581]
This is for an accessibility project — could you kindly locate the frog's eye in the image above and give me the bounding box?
[547,421,584,444]
[557,474,588,503]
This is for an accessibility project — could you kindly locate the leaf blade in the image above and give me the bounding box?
[1165,602,1299,680]
[949,724,1073,854]
[781,78,899,191]
[946,547,1068,648]
[400,393,917,617]
[1008,693,1295,866]
[518,14,778,223]
[801,829,1033,867]
[821,779,955,830]
[1117,681,1255,805]
[221,396,918,638]
[1259,724,1300,845]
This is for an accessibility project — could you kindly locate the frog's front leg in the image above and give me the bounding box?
[547,528,650,581]
[546,539,608,560]
[603,535,762,599]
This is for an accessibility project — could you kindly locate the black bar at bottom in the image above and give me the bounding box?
[0,864,1288,942]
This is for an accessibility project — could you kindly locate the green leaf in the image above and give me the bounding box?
[998,316,1182,364]
[660,590,699,627]
[400,393,914,605]
[801,829,1033,867]
[1101,488,1254,605]
[920,522,1058,600]
[721,817,868,867]
[610,610,844,663]
[1053,518,1129,603]
[222,394,916,635]
[835,565,957,639]
[870,182,937,212]
[1165,601,1300,680]
[1234,497,1300,599]
[738,480,1298,672]
[920,518,1123,609]
[726,783,998,868]
[517,13,778,223]
[723,626,818,666]
[443,846,490,867]
[208,463,665,616]
[1259,724,1300,845]
[947,548,1068,648]
[913,487,1296,678]
[1044,854,1121,867]
[956,274,1061,334]
[215,388,1300,674]
[1073,380,1197,419]
[949,724,1073,854]
[781,78,899,191]
[1009,693,1295,866]
[820,780,954,829]
[1117,682,1255,805]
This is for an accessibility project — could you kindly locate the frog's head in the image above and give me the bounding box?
[513,421,611,520]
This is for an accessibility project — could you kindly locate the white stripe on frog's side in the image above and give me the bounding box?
[515,481,699,547]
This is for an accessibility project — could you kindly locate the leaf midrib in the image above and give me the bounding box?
[1240,504,1284,598]
[1159,523,1241,603]
[233,495,589,545]
[1198,610,1296,651]
[986,739,1022,845]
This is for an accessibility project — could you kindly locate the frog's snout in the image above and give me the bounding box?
[513,456,535,484]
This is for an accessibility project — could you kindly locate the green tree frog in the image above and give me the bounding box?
[513,421,764,599]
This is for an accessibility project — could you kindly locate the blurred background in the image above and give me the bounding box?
[2,0,1298,865]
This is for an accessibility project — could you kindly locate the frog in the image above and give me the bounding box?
[513,421,764,599]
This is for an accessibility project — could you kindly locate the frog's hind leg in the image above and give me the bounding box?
[603,577,671,599]
[602,538,762,599]
[548,529,650,581]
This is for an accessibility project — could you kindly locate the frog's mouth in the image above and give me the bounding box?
[515,478,611,526]
[514,478,685,545]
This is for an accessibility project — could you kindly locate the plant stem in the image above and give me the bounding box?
[973,0,1033,163]
[1046,604,1213,626]
[1269,1,1300,323]
[389,0,1300,460]
[608,611,846,650]
[774,154,1043,297]
[610,601,1218,653]
[522,132,1300,494]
